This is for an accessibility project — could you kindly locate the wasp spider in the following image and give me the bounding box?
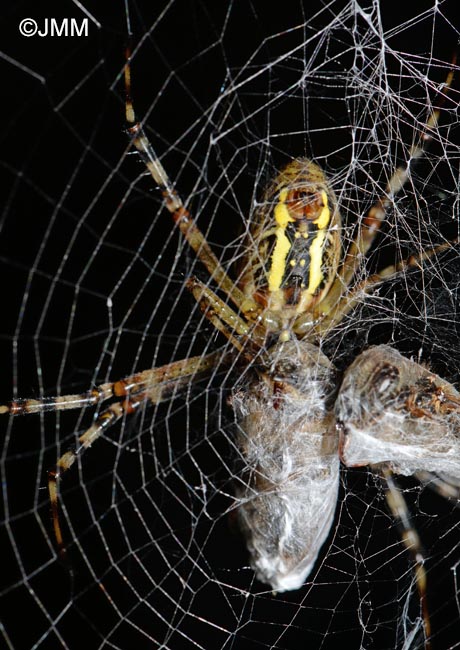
[1,51,459,650]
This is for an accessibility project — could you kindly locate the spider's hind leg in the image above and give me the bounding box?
[123,48,258,321]
[318,59,456,323]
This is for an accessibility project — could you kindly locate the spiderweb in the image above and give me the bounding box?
[1,1,460,648]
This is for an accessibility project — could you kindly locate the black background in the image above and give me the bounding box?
[1,1,460,649]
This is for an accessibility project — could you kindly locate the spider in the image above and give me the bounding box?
[1,50,459,649]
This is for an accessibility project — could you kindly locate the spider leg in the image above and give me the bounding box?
[0,385,114,415]
[124,49,258,320]
[48,395,143,556]
[42,349,230,555]
[2,352,229,554]
[187,277,266,354]
[314,237,459,336]
[380,465,431,650]
[416,471,460,502]
[322,64,455,313]
[336,344,460,648]
[0,351,226,417]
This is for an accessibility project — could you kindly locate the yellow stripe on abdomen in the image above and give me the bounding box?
[307,191,330,295]
[268,189,295,292]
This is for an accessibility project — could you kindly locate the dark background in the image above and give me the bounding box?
[1,1,459,649]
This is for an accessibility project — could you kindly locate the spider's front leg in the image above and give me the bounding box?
[48,395,143,554]
[335,344,460,650]
[379,465,431,646]
[1,351,227,557]
[416,470,460,501]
